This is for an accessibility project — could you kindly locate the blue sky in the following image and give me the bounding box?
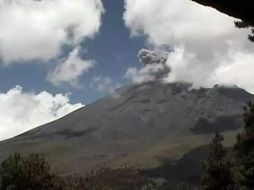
[0,0,145,105]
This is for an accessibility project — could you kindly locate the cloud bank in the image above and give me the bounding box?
[47,47,95,87]
[124,0,254,93]
[0,0,104,63]
[0,86,83,140]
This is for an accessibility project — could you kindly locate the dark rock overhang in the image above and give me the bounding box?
[191,0,254,26]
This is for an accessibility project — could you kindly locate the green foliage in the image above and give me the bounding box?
[60,167,159,190]
[234,21,254,42]
[248,30,254,43]
[233,102,254,189]
[0,153,58,190]
[0,154,159,190]
[202,102,254,190]
[5,102,254,189]
[201,131,234,190]
[235,21,251,28]
[84,167,153,190]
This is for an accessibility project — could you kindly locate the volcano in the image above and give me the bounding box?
[0,81,253,174]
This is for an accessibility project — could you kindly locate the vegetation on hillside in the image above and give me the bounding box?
[1,102,254,190]
[0,153,57,190]
[202,102,254,190]
[235,21,254,42]
[0,153,159,190]
[233,102,254,189]
[201,131,234,190]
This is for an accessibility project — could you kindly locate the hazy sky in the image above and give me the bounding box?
[0,0,253,140]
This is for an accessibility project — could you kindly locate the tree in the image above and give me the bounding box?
[0,154,158,190]
[0,153,58,190]
[234,102,254,189]
[234,21,254,42]
[201,131,234,190]
[82,167,157,190]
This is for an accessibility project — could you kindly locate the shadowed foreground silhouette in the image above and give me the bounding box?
[191,0,254,26]
[191,0,254,42]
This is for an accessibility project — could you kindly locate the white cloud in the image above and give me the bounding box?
[0,0,104,63]
[90,76,120,94]
[165,42,254,93]
[125,64,165,83]
[210,51,254,92]
[47,47,95,87]
[124,0,254,93]
[0,86,83,140]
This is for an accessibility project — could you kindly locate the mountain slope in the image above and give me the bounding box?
[0,82,252,174]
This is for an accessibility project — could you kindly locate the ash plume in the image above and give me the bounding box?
[138,49,171,80]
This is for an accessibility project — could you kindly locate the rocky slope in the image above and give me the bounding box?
[0,81,253,174]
